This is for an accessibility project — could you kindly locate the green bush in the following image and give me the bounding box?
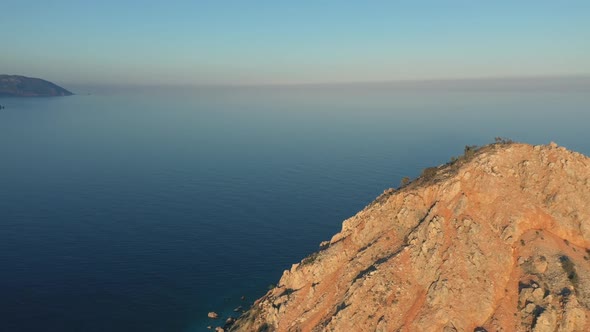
[400,177,410,187]
[464,145,478,160]
[421,167,438,180]
[494,137,514,144]
[301,252,319,266]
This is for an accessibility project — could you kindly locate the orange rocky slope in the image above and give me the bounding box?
[231,142,590,332]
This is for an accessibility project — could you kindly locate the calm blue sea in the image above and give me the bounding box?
[1,80,590,331]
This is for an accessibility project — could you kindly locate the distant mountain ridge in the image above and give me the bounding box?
[0,75,73,97]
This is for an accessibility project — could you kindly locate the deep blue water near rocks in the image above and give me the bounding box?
[1,82,589,331]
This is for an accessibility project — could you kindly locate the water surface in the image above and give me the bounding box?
[1,81,590,331]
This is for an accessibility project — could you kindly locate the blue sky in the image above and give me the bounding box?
[2,1,589,85]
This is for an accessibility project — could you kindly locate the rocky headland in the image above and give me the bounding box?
[231,142,590,331]
[0,75,72,97]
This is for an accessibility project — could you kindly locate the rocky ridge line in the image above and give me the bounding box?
[231,142,590,332]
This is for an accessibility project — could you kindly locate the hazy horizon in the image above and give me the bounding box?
[2,1,589,86]
[54,75,590,96]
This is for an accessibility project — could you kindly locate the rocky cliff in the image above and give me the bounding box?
[232,142,590,332]
[0,75,73,97]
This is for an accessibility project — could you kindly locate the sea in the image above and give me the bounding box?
[1,78,590,331]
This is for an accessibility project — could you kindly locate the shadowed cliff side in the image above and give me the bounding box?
[0,75,73,97]
[231,142,590,332]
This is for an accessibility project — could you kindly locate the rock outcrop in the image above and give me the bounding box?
[0,75,72,97]
[232,142,590,331]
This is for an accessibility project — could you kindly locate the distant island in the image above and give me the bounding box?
[0,75,73,97]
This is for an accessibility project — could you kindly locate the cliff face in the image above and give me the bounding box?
[233,143,590,332]
[0,75,73,97]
